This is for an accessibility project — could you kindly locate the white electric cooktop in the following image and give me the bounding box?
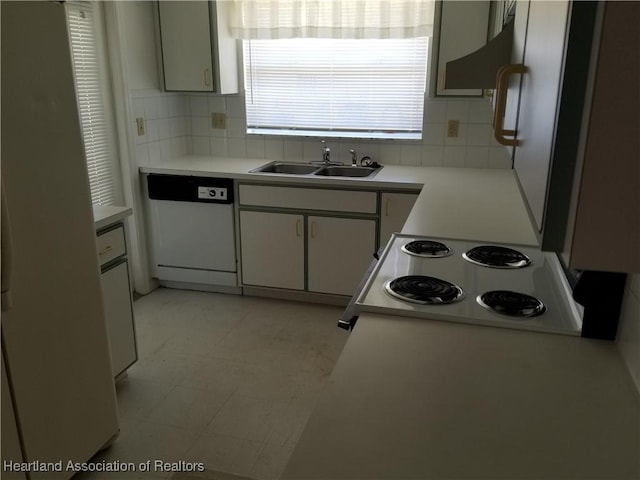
[355,234,583,336]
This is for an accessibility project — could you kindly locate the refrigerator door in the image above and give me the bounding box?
[1,354,26,480]
[1,2,119,478]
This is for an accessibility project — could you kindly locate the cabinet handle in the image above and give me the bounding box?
[385,198,391,217]
[98,245,114,256]
[295,219,301,237]
[204,68,211,87]
[310,221,316,239]
[493,64,527,146]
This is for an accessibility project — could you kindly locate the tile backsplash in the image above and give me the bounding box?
[131,89,512,169]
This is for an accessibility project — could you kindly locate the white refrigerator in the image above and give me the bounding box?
[1,2,120,479]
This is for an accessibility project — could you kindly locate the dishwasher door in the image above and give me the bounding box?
[147,174,237,289]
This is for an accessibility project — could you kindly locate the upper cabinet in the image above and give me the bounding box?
[502,1,639,273]
[433,0,491,96]
[553,2,640,273]
[510,0,570,230]
[157,1,238,93]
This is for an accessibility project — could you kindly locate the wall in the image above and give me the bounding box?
[105,0,523,174]
[131,91,190,168]
[120,0,512,169]
[131,92,512,169]
[617,275,640,394]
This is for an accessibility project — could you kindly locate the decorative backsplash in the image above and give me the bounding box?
[131,89,511,170]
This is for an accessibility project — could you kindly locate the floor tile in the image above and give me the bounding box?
[115,376,176,422]
[184,433,264,479]
[145,385,233,436]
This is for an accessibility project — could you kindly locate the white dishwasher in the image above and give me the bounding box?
[146,174,239,292]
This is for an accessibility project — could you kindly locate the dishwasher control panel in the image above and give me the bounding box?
[198,186,227,200]
[147,174,234,204]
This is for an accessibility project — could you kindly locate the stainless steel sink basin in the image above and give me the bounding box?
[314,165,381,178]
[250,161,382,178]
[250,162,320,175]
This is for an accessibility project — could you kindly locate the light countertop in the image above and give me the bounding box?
[282,313,640,479]
[93,205,132,231]
[139,156,538,245]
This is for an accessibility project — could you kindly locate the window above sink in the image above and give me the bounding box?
[230,0,435,141]
[243,38,429,140]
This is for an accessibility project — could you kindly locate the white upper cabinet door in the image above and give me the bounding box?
[512,0,569,231]
[379,192,419,247]
[307,216,376,296]
[158,1,214,92]
[240,210,305,290]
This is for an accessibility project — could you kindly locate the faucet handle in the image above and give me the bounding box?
[349,149,357,166]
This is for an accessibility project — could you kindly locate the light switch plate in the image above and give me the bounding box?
[447,119,459,138]
[136,117,145,136]
[212,113,226,129]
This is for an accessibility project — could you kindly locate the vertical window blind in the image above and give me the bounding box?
[243,37,429,139]
[66,2,119,206]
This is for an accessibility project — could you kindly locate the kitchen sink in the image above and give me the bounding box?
[314,165,381,178]
[250,161,382,178]
[250,162,321,175]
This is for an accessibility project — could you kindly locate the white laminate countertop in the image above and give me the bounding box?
[139,156,538,245]
[282,314,640,479]
[93,205,132,231]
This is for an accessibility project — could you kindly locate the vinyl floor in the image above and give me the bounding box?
[76,288,348,480]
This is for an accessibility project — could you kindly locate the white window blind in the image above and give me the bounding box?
[67,2,119,206]
[243,37,428,139]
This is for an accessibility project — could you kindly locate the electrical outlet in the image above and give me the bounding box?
[212,113,226,129]
[136,117,145,136]
[447,119,459,138]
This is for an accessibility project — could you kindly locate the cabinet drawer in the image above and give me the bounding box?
[96,226,126,267]
[239,184,377,214]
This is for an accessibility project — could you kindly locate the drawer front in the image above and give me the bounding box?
[239,184,377,214]
[97,226,126,267]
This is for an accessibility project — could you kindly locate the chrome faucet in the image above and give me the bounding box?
[349,149,357,166]
[322,140,331,165]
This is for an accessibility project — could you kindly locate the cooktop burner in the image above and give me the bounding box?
[477,290,546,317]
[384,275,464,305]
[462,245,531,269]
[401,240,452,258]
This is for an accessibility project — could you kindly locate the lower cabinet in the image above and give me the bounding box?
[238,184,381,297]
[240,210,376,297]
[379,192,419,246]
[307,216,376,296]
[239,184,423,298]
[101,261,137,376]
[96,224,137,378]
[240,210,305,290]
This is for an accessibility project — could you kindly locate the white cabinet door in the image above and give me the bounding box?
[240,211,305,290]
[307,216,376,296]
[512,1,569,231]
[379,192,419,246]
[158,1,214,91]
[101,261,137,377]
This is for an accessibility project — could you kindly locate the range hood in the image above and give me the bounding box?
[445,19,514,89]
